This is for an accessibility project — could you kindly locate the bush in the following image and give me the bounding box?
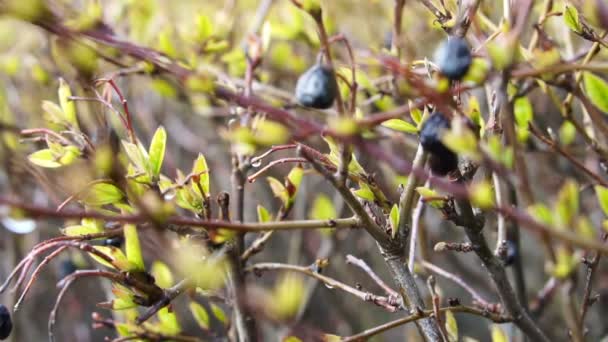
[0,0,607,341]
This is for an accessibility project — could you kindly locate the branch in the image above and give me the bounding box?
[245,262,400,312]
[346,254,399,298]
[136,278,191,324]
[0,195,361,232]
[419,260,492,308]
[453,197,550,342]
[342,305,511,342]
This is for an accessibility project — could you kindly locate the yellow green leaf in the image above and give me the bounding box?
[381,119,418,133]
[491,325,508,342]
[81,183,124,206]
[151,261,173,288]
[189,302,210,330]
[445,310,458,342]
[124,224,145,271]
[28,149,62,168]
[58,78,78,128]
[390,204,399,238]
[583,72,608,113]
[148,126,167,178]
[310,194,336,220]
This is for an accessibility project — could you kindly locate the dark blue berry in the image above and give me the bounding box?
[420,112,458,176]
[58,259,78,279]
[295,64,338,109]
[434,37,472,81]
[503,240,518,266]
[0,305,12,340]
[103,236,124,248]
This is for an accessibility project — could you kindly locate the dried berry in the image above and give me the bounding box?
[419,112,458,175]
[0,305,12,340]
[295,64,338,109]
[434,37,472,81]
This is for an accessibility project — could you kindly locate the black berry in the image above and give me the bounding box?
[434,37,472,81]
[0,305,12,340]
[420,112,458,176]
[103,236,124,248]
[295,64,338,109]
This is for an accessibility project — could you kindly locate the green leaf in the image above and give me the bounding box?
[157,307,181,335]
[271,273,305,320]
[595,185,608,216]
[564,5,582,33]
[445,310,458,342]
[463,58,490,84]
[148,126,166,178]
[252,119,290,146]
[194,14,213,42]
[189,302,210,330]
[559,121,576,145]
[528,203,554,226]
[58,78,78,128]
[552,247,578,278]
[210,303,228,326]
[310,194,336,220]
[192,153,210,196]
[124,224,145,271]
[28,149,62,168]
[555,180,579,226]
[353,183,375,201]
[61,224,100,237]
[286,165,304,199]
[122,140,148,171]
[441,120,479,160]
[583,72,608,113]
[514,97,533,142]
[491,325,508,342]
[409,100,422,125]
[257,205,272,222]
[390,204,399,238]
[381,119,418,133]
[267,177,289,207]
[89,246,134,270]
[470,181,495,209]
[151,261,173,288]
[81,183,124,206]
[41,100,66,126]
[416,187,445,208]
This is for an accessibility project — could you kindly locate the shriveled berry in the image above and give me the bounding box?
[295,64,338,109]
[420,112,458,176]
[434,37,472,80]
[0,304,12,340]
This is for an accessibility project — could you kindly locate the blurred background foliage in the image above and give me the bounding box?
[0,0,607,341]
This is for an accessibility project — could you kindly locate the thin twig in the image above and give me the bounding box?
[342,305,511,342]
[419,260,492,308]
[246,262,400,312]
[346,254,399,298]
